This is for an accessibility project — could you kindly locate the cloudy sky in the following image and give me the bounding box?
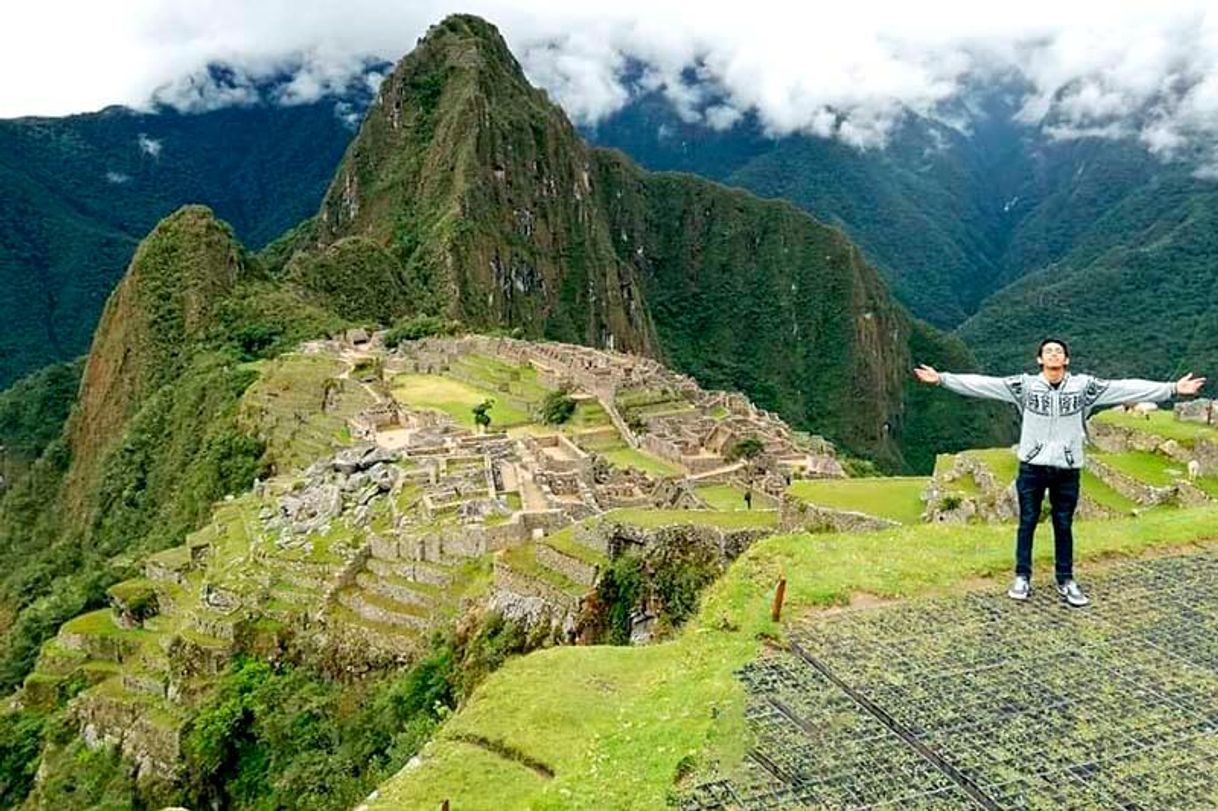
[4,1,1218,165]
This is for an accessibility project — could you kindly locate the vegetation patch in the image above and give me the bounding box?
[787,477,928,524]
[392,374,532,428]
[370,506,1218,810]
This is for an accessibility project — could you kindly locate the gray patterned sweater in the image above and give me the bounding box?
[939,371,1176,469]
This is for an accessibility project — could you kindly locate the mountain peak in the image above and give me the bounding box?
[64,205,247,504]
[308,13,654,353]
[414,14,525,78]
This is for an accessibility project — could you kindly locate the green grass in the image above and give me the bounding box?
[392,373,533,428]
[450,355,552,405]
[787,477,928,524]
[566,399,613,430]
[1080,470,1137,514]
[239,353,374,471]
[961,447,1019,484]
[1193,476,1218,499]
[598,446,682,477]
[542,526,608,568]
[500,545,586,597]
[371,506,1218,810]
[1092,450,1182,487]
[1093,409,1218,446]
[695,484,777,511]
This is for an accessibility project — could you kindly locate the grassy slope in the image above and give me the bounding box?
[371,507,1218,810]
[392,373,533,428]
[787,477,928,524]
[1093,409,1218,446]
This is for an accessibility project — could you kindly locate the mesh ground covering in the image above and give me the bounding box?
[684,549,1218,810]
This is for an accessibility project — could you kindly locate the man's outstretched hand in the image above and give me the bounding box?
[1175,372,1207,396]
[913,365,940,385]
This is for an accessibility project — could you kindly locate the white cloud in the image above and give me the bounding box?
[2,1,1217,163]
[138,133,162,157]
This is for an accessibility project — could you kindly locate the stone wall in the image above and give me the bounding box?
[779,496,901,533]
[535,544,600,586]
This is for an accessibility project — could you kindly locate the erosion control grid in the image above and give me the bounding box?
[683,549,1218,809]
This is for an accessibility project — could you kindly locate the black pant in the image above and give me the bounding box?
[1015,462,1081,584]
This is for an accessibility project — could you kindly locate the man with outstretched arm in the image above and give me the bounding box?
[913,338,1206,607]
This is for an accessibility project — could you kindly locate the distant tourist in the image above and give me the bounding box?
[744,487,753,510]
[913,338,1206,607]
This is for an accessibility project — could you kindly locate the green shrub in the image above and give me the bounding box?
[726,437,764,462]
[0,709,45,807]
[540,388,577,425]
[472,398,494,430]
[383,315,460,348]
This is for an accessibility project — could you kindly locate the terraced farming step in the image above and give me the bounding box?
[365,556,456,587]
[355,571,440,608]
[337,587,431,630]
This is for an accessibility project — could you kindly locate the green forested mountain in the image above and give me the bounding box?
[0,13,1001,705]
[587,89,1218,385]
[0,92,372,388]
[959,173,1218,379]
[279,14,1001,471]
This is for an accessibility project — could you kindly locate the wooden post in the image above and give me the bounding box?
[771,575,787,623]
[441,801,450,811]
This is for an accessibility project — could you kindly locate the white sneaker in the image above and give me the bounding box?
[1007,575,1031,601]
[1056,579,1090,607]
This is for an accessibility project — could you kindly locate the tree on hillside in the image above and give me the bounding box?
[726,436,764,462]
[541,387,577,425]
[472,398,494,432]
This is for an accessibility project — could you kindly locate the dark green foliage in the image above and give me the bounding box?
[0,97,368,389]
[472,398,494,429]
[0,354,264,692]
[540,387,577,425]
[726,437,764,462]
[21,738,138,811]
[960,176,1218,385]
[284,237,421,324]
[593,555,646,645]
[589,537,722,644]
[0,358,82,480]
[900,322,1017,473]
[89,354,264,559]
[171,615,528,811]
[590,89,1218,394]
[383,314,461,348]
[0,709,44,806]
[211,279,348,362]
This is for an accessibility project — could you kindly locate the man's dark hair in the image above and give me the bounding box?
[1037,338,1070,359]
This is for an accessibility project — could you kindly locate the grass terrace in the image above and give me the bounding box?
[239,353,374,471]
[695,484,778,511]
[392,374,533,428]
[787,477,928,525]
[1092,449,1183,488]
[1093,408,1218,446]
[371,505,1218,811]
